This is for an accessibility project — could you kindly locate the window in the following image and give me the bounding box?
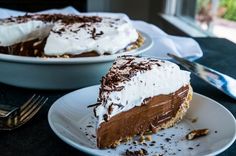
[164,0,236,43]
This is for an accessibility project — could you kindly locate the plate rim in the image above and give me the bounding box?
[48,85,236,156]
[0,31,153,64]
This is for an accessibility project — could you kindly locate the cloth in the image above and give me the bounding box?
[0,6,203,60]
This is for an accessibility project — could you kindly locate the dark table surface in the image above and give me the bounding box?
[0,37,235,156]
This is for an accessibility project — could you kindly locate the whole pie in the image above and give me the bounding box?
[0,14,143,58]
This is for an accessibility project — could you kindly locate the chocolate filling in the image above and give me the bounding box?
[0,38,100,57]
[0,38,46,57]
[0,39,140,58]
[97,85,190,148]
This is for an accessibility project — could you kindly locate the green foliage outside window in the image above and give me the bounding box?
[197,0,236,21]
[220,0,236,21]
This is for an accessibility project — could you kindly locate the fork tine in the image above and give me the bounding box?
[20,94,37,111]
[20,96,48,122]
[9,97,48,130]
[20,95,41,116]
[0,95,48,130]
[19,99,47,126]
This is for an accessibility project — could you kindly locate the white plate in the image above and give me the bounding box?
[48,85,236,156]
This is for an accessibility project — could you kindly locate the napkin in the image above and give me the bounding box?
[0,6,203,60]
[133,21,203,60]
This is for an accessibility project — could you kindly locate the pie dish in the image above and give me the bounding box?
[0,31,152,89]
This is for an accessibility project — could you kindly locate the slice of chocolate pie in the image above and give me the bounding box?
[94,56,192,148]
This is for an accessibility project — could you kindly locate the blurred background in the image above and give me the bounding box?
[0,0,235,43]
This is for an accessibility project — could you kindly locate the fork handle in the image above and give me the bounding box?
[0,104,18,117]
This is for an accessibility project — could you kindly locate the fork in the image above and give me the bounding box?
[0,94,48,130]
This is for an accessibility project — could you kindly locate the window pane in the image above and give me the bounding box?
[173,0,236,42]
[178,0,196,18]
[196,0,236,43]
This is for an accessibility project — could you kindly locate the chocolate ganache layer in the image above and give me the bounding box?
[97,85,192,148]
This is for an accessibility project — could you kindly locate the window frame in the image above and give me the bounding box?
[162,0,213,37]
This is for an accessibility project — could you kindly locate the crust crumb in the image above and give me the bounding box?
[186,129,209,140]
[124,148,148,156]
[145,135,152,141]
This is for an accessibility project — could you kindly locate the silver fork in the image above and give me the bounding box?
[0,94,48,130]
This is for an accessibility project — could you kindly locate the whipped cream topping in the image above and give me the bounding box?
[0,19,52,46]
[94,56,190,126]
[44,17,138,55]
[0,14,139,56]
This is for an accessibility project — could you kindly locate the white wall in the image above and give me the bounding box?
[87,0,151,21]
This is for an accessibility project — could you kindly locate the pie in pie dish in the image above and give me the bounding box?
[0,14,143,58]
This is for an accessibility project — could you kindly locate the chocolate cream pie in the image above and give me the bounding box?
[94,56,192,148]
[0,14,143,57]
